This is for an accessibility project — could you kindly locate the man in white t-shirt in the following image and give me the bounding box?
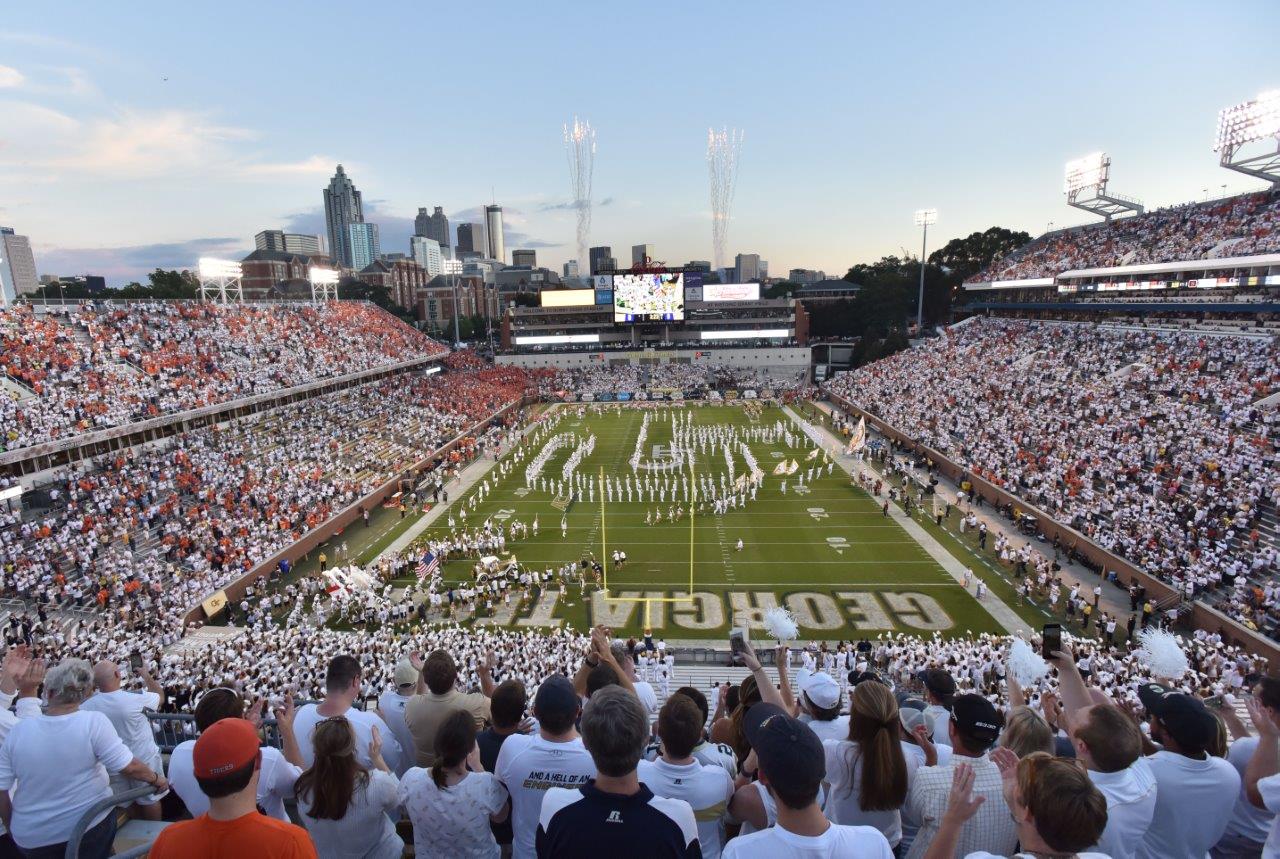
[724,702,892,859]
[1135,682,1240,859]
[376,659,421,775]
[794,669,848,742]
[639,694,734,859]
[81,659,166,820]
[292,654,403,772]
[1242,687,1280,858]
[496,676,595,859]
[610,642,658,715]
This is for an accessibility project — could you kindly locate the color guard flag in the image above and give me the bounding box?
[846,417,867,454]
[416,551,440,579]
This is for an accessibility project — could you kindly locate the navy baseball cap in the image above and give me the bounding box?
[743,703,825,797]
[534,676,579,720]
[1138,683,1217,750]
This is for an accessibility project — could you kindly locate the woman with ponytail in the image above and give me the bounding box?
[821,680,910,850]
[399,709,509,858]
[296,716,403,858]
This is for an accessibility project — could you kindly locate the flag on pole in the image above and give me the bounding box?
[416,551,440,579]
[846,417,867,454]
[806,448,821,461]
[772,460,788,476]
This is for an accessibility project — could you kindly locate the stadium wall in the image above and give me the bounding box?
[496,347,811,371]
[825,392,1280,666]
[180,395,531,629]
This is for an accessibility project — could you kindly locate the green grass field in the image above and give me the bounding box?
[399,402,1014,640]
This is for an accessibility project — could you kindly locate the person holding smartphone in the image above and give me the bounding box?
[81,657,168,821]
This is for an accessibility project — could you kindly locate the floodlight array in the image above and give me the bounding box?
[197,258,242,279]
[1215,91,1280,152]
[1064,152,1109,194]
[308,267,340,286]
[914,208,937,227]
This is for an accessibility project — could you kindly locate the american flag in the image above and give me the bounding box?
[416,551,440,579]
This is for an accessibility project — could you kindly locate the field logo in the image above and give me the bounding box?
[826,536,849,555]
[492,508,516,522]
[513,488,530,497]
[807,507,828,521]
[793,484,811,496]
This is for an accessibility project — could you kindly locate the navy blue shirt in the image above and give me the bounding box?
[536,780,701,859]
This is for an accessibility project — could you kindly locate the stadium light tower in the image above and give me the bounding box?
[308,266,340,303]
[1063,152,1144,222]
[1214,90,1280,186]
[197,258,243,303]
[913,208,936,335]
[442,258,465,345]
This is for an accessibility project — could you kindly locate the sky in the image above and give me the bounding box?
[1,1,1278,285]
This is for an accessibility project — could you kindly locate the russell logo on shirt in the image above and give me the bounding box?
[606,811,623,824]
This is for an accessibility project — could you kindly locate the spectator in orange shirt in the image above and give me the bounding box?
[149,717,316,859]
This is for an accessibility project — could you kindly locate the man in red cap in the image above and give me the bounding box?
[149,718,316,858]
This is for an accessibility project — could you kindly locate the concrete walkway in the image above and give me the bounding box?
[806,401,1134,624]
[782,405,1029,635]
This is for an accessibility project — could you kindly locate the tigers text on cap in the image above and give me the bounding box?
[799,670,841,710]
[742,702,825,791]
[393,659,419,688]
[950,693,1003,744]
[193,717,261,779]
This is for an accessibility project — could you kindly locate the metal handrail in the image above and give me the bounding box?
[65,786,153,859]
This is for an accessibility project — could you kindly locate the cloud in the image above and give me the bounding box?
[0,66,23,88]
[537,196,615,212]
[36,237,249,284]
[239,155,337,177]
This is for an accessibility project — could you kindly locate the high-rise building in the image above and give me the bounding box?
[484,205,505,263]
[323,165,364,268]
[685,260,712,272]
[348,223,381,271]
[631,244,653,266]
[414,208,431,237]
[589,246,614,275]
[734,253,761,283]
[0,227,39,304]
[427,207,450,250]
[410,236,444,277]
[255,230,323,256]
[512,249,536,267]
[788,268,826,285]
[563,260,580,279]
[457,223,485,255]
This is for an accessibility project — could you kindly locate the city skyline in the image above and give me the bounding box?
[0,1,1277,284]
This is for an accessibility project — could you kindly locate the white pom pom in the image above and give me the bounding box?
[763,606,798,643]
[1007,638,1049,686]
[1137,629,1190,680]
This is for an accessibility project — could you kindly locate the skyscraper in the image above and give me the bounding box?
[563,260,580,279]
[631,244,653,266]
[512,249,536,267]
[255,230,322,256]
[484,205,505,263]
[0,227,38,304]
[457,223,485,255]
[734,253,761,282]
[348,223,381,270]
[414,208,431,237]
[428,207,450,250]
[323,165,364,268]
[589,246,615,275]
[410,236,443,277]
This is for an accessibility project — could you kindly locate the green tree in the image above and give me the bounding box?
[927,226,1032,283]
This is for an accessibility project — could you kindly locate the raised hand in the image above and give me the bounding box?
[990,745,1020,782]
[942,762,987,825]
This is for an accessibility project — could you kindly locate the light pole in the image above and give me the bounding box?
[913,208,937,336]
[442,259,464,345]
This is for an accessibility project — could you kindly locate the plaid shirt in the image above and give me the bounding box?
[904,753,1018,859]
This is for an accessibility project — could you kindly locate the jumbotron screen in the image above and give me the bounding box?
[612,273,685,323]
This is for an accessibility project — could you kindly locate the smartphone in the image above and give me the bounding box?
[729,628,748,664]
[129,652,144,674]
[1204,695,1223,710]
[1042,624,1062,659]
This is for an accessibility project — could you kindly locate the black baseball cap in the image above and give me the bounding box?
[1137,683,1218,750]
[950,694,1003,744]
[848,669,886,688]
[743,703,825,794]
[920,669,957,699]
[534,676,579,720]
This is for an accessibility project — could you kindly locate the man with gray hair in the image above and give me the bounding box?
[81,657,167,821]
[0,659,167,857]
[536,685,700,858]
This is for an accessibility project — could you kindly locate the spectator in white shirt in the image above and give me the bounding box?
[920,669,956,748]
[1136,683,1240,859]
[167,687,304,821]
[293,654,404,773]
[1242,690,1280,858]
[0,647,48,855]
[724,702,893,859]
[1049,649,1157,859]
[795,669,848,742]
[639,693,735,859]
[1217,678,1280,858]
[0,659,167,859]
[924,750,1110,859]
[376,658,422,775]
[821,680,908,849]
[80,658,167,820]
[904,694,1017,859]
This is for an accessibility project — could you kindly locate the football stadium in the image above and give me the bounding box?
[2,5,1280,857]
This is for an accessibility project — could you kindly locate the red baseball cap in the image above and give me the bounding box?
[193,718,261,778]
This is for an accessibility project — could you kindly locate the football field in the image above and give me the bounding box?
[412,403,1011,640]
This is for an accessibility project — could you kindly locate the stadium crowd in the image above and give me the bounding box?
[536,364,802,397]
[0,301,447,452]
[969,190,1280,283]
[826,318,1280,629]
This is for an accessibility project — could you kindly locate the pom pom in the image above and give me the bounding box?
[1137,628,1190,680]
[1007,638,1049,686]
[763,606,798,643]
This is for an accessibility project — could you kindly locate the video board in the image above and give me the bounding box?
[702,282,760,302]
[539,288,596,308]
[612,272,685,323]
